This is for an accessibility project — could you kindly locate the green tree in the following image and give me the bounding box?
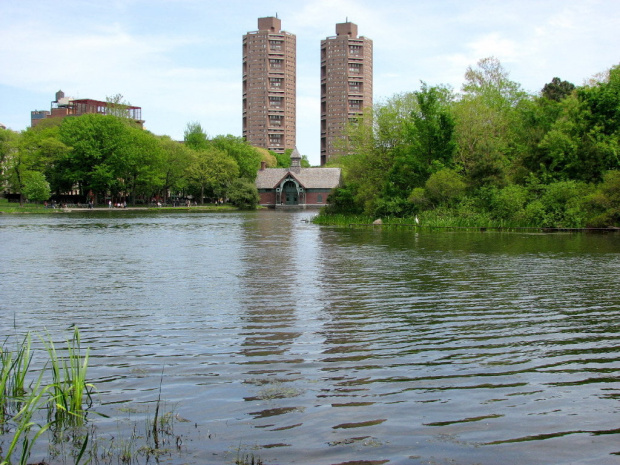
[455,57,527,188]
[21,171,51,203]
[384,83,456,206]
[57,114,132,199]
[183,122,209,151]
[159,136,193,201]
[227,178,260,209]
[111,126,166,204]
[542,77,576,101]
[210,135,262,180]
[186,147,239,204]
[424,168,466,206]
[106,93,133,118]
[0,128,20,192]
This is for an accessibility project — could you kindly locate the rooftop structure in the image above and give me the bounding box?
[31,90,144,128]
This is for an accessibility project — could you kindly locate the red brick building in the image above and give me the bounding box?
[31,90,143,128]
[243,17,296,154]
[320,22,373,165]
[255,148,341,208]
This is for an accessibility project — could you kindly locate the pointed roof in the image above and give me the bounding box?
[290,147,302,173]
[256,166,342,190]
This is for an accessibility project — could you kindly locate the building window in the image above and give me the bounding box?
[269,97,283,108]
[349,81,362,92]
[269,59,283,69]
[270,77,283,88]
[349,63,362,74]
[349,99,362,111]
[317,194,323,203]
[269,134,282,146]
[349,45,362,56]
[270,40,283,51]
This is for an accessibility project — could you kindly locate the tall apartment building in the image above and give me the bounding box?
[320,22,373,165]
[243,17,296,154]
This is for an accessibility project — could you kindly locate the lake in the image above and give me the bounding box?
[1,210,620,464]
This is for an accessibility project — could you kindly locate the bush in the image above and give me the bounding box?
[324,184,363,215]
[408,187,432,211]
[539,181,589,227]
[490,185,528,221]
[227,179,259,209]
[424,168,467,206]
[373,196,414,218]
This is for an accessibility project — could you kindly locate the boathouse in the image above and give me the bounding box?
[255,148,341,208]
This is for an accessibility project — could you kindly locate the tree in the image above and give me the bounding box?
[110,126,166,204]
[159,136,193,201]
[58,114,132,201]
[106,93,133,119]
[186,147,239,204]
[21,171,51,203]
[424,168,466,206]
[455,58,527,188]
[0,128,20,191]
[183,122,209,151]
[385,83,456,201]
[18,120,70,196]
[542,77,575,101]
[210,135,262,180]
[227,178,260,209]
[462,56,526,109]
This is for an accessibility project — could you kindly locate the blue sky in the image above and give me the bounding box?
[1,0,619,165]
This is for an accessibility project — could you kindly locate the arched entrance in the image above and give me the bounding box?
[283,180,298,205]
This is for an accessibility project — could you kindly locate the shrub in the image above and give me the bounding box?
[227,179,259,209]
[490,185,528,221]
[424,168,467,206]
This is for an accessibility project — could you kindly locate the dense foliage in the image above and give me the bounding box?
[326,58,620,228]
[1,118,263,208]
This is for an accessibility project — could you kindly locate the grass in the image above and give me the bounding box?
[0,198,238,214]
[0,199,50,214]
[313,209,563,230]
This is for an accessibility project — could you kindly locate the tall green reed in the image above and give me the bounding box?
[1,328,93,465]
[1,334,33,430]
[43,327,93,425]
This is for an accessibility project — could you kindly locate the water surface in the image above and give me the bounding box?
[1,210,620,464]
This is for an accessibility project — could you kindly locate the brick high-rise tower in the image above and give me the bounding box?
[243,17,296,154]
[320,22,373,165]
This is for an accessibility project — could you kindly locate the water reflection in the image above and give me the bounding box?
[1,213,620,464]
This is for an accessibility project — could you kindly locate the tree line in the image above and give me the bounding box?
[326,57,620,228]
[0,116,301,209]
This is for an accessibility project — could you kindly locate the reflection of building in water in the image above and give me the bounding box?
[255,147,341,208]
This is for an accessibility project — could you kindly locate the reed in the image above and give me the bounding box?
[43,327,93,426]
[1,334,33,430]
[0,356,51,465]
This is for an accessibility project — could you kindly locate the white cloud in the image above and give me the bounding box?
[1,0,619,163]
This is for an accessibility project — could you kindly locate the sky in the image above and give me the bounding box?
[1,0,619,166]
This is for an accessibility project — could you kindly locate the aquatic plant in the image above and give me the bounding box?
[0,329,93,465]
[43,327,93,425]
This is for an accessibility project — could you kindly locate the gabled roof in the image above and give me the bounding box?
[256,167,342,190]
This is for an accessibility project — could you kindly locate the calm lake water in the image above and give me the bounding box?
[1,210,620,464]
